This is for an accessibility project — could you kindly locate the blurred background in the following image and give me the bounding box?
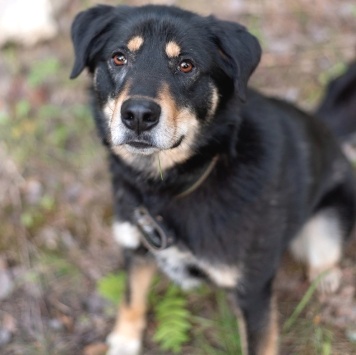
[0,0,356,354]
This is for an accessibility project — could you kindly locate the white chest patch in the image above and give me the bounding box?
[155,247,202,290]
[112,221,141,249]
[155,246,240,289]
[112,222,240,289]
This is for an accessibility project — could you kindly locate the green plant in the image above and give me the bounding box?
[153,283,192,353]
[97,272,126,305]
[314,326,333,355]
[157,154,164,180]
[15,99,31,118]
[96,273,243,354]
[38,252,79,278]
[20,194,56,230]
[192,290,242,355]
[215,290,242,355]
[27,58,60,88]
[318,62,347,86]
[283,271,327,333]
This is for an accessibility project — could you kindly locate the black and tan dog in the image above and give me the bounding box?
[70,5,356,355]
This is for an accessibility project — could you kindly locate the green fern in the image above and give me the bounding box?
[97,273,193,352]
[153,283,192,353]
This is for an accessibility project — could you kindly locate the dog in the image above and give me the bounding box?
[70,5,356,355]
[316,61,356,139]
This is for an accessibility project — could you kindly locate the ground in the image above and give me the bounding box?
[0,0,356,354]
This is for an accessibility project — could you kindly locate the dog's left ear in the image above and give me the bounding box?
[210,18,261,101]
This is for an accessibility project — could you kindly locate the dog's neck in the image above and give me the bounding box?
[110,147,222,197]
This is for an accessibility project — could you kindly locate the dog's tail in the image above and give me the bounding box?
[315,61,356,141]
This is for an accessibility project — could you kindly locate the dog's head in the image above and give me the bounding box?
[70,5,261,172]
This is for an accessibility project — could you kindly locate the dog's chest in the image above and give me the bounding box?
[113,220,240,289]
[155,246,241,289]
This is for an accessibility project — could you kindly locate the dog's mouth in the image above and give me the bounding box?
[123,136,185,155]
[124,140,158,155]
[127,141,154,149]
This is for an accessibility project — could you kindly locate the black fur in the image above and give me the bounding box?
[71,5,356,354]
[316,61,356,139]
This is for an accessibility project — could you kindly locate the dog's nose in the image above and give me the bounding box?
[121,99,161,133]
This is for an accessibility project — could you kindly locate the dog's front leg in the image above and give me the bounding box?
[107,250,156,355]
[235,280,279,355]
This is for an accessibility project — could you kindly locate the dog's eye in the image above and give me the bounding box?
[112,52,127,66]
[178,60,194,73]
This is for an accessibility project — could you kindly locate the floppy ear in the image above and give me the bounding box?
[210,18,261,101]
[70,5,116,79]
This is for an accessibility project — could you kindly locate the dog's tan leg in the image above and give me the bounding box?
[107,255,156,355]
[256,297,279,355]
[236,301,278,355]
[235,307,249,355]
[236,283,279,355]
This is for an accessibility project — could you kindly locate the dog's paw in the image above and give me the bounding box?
[106,333,141,355]
[309,266,342,295]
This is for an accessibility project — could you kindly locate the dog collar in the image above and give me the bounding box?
[133,206,174,252]
[133,155,219,252]
[175,155,219,199]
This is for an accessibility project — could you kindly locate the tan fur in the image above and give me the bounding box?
[156,83,199,169]
[208,84,219,119]
[200,262,241,288]
[111,83,200,177]
[159,82,179,123]
[103,85,131,127]
[111,260,156,342]
[236,307,249,355]
[257,297,279,355]
[103,97,115,124]
[152,112,198,172]
[165,41,181,58]
[127,36,144,52]
[234,297,279,355]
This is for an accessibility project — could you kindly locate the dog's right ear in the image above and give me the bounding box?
[70,5,115,79]
[209,17,261,102]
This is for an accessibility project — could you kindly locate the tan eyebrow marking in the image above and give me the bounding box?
[127,36,144,52]
[165,41,181,58]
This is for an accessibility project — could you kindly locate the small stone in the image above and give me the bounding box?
[0,328,11,347]
[23,179,43,205]
[48,318,63,331]
[83,342,108,355]
[37,227,59,250]
[84,292,106,314]
[0,259,14,300]
[346,328,356,343]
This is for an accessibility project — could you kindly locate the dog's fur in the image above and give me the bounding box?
[316,61,356,139]
[70,5,356,355]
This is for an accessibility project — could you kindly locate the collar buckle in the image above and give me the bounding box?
[134,206,173,252]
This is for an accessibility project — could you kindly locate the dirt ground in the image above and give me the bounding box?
[1,0,356,354]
